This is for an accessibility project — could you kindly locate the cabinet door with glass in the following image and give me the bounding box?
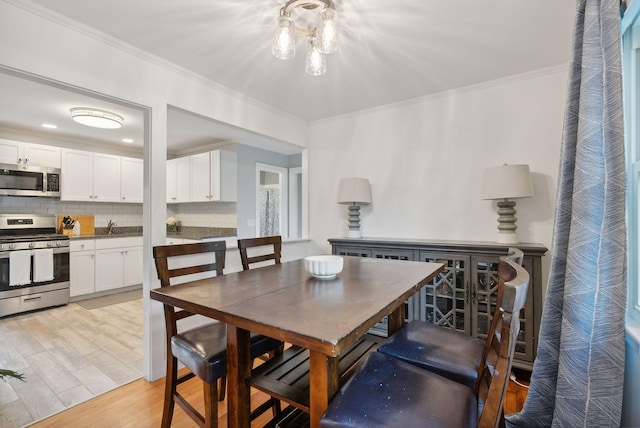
[471,255,536,363]
[416,252,471,334]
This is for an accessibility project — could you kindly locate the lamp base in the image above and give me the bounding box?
[345,205,363,238]
[496,232,519,245]
[494,199,520,245]
[347,229,362,239]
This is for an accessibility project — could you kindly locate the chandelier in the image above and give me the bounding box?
[272,0,339,76]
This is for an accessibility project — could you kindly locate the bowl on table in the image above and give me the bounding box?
[304,255,344,279]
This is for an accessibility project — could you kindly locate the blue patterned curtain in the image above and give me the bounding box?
[506,0,627,426]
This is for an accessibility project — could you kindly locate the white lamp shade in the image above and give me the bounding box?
[337,178,372,205]
[481,164,534,200]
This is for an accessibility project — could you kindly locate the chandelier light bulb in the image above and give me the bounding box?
[305,38,326,76]
[316,8,338,54]
[272,15,296,60]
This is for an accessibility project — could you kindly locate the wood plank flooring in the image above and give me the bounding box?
[1,296,530,427]
[28,368,529,427]
[0,298,143,428]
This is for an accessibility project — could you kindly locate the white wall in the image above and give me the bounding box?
[0,0,311,381]
[0,1,568,383]
[308,66,569,291]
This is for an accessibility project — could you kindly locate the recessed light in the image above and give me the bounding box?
[70,107,123,129]
[122,138,134,143]
[42,123,57,129]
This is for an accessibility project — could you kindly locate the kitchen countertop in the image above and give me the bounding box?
[70,226,237,241]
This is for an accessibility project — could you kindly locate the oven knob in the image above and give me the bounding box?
[9,243,15,250]
[56,241,62,247]
[29,242,35,248]
[47,242,53,247]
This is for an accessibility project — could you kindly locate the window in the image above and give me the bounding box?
[256,163,289,238]
[622,1,640,322]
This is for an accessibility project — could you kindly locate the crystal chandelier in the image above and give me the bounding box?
[272,0,338,76]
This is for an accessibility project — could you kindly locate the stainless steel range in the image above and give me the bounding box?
[0,214,70,317]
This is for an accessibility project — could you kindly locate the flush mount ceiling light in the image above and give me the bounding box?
[272,0,338,76]
[70,107,124,129]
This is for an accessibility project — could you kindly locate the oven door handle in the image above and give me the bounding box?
[0,247,69,259]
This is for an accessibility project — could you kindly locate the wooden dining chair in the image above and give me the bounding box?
[153,241,282,428]
[376,248,524,394]
[319,256,529,428]
[237,235,282,270]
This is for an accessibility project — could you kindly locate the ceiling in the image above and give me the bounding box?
[0,0,576,153]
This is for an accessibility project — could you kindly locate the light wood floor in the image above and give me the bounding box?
[2,296,529,427]
[0,298,143,428]
[29,364,530,427]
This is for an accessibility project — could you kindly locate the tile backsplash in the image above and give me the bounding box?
[0,197,237,229]
[167,202,237,228]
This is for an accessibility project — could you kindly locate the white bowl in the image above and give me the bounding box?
[304,255,344,279]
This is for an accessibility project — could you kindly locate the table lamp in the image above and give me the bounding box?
[481,164,534,244]
[337,178,372,238]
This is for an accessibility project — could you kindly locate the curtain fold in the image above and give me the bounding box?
[506,0,626,426]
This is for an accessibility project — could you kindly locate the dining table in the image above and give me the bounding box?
[150,255,444,428]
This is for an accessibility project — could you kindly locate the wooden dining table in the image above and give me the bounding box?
[150,255,444,428]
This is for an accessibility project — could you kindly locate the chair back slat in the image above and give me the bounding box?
[237,236,282,271]
[153,241,227,338]
[477,256,529,428]
[477,248,525,394]
[154,241,226,287]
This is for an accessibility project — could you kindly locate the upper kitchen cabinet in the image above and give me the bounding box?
[189,149,237,202]
[121,156,143,203]
[0,139,61,168]
[61,148,121,202]
[166,156,190,203]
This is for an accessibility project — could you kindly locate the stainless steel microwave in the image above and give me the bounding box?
[0,163,61,197]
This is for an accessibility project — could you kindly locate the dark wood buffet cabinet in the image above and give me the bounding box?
[329,238,548,370]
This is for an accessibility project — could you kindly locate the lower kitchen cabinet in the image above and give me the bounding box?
[95,237,143,292]
[70,237,143,297]
[329,238,547,370]
[70,240,95,297]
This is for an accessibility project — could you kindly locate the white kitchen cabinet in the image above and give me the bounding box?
[0,138,61,168]
[61,149,93,201]
[93,153,121,202]
[189,149,237,202]
[69,240,95,297]
[61,149,121,202]
[123,246,143,286]
[95,237,143,292]
[189,152,211,202]
[167,157,190,203]
[121,156,143,203]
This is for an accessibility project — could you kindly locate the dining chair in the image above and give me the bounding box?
[237,235,282,270]
[319,256,529,428]
[376,247,524,393]
[153,241,282,428]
